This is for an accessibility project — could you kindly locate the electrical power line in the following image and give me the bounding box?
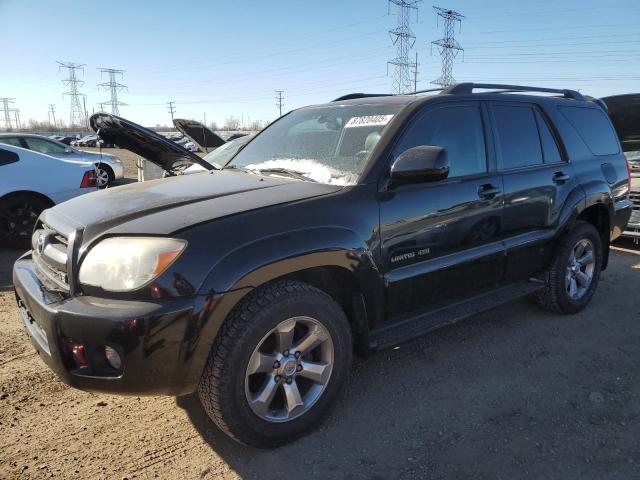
[388,0,420,94]
[431,6,464,87]
[167,101,176,121]
[275,90,284,117]
[48,104,57,127]
[98,68,128,115]
[57,61,87,127]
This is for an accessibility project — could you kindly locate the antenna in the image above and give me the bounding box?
[57,61,87,127]
[98,68,128,115]
[387,0,420,94]
[430,6,464,87]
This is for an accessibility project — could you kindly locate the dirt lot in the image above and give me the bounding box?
[1,241,638,479]
[1,171,639,478]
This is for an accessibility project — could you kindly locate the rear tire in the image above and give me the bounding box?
[534,221,602,314]
[0,194,51,249]
[198,280,352,448]
[95,164,114,189]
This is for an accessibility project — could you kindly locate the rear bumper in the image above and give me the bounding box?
[13,253,209,396]
[612,198,633,240]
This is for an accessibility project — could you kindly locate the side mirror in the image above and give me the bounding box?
[390,145,449,184]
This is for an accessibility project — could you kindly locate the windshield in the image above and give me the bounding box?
[226,104,401,185]
[201,135,253,168]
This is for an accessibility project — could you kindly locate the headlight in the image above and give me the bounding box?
[79,237,187,291]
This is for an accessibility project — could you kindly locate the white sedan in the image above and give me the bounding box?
[0,144,98,248]
[0,134,124,188]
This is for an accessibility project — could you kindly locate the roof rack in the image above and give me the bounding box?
[332,93,391,102]
[442,82,585,101]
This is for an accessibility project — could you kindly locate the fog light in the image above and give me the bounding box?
[104,346,122,370]
[63,340,88,368]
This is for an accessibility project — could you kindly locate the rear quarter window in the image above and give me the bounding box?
[0,148,19,166]
[559,106,620,156]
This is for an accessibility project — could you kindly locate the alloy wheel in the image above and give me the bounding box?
[244,316,334,423]
[96,167,110,188]
[565,238,596,300]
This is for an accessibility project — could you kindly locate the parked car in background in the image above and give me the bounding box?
[0,134,124,188]
[0,144,97,247]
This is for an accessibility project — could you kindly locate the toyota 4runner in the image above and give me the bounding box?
[13,83,633,447]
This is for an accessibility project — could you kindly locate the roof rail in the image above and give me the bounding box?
[332,93,391,102]
[442,82,585,101]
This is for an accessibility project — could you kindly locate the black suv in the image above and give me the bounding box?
[13,83,632,447]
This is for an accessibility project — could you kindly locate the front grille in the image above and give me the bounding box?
[32,222,70,292]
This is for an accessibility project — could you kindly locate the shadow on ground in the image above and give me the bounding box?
[177,244,640,479]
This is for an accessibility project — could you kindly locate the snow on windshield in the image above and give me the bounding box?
[245,159,357,185]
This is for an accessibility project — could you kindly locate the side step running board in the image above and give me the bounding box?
[368,280,544,351]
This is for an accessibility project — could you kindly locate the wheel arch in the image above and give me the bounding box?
[0,190,55,207]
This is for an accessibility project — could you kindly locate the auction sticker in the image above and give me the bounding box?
[345,114,394,128]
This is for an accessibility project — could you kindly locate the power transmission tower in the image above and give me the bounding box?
[57,61,87,127]
[14,109,21,129]
[167,101,176,121]
[48,104,57,128]
[387,0,420,94]
[98,68,128,115]
[430,6,464,87]
[0,98,15,130]
[275,90,284,117]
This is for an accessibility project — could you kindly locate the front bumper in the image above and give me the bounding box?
[13,253,209,396]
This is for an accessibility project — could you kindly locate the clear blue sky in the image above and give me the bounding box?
[1,0,639,129]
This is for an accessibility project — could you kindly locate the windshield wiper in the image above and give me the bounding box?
[255,168,317,182]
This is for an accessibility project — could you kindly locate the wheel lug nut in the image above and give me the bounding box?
[296,364,303,372]
[274,375,281,382]
[294,351,301,359]
[283,350,289,356]
[273,361,281,369]
[286,378,292,384]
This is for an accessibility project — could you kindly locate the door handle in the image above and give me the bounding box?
[552,171,571,184]
[478,184,501,199]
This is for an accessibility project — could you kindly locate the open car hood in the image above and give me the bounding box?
[601,94,640,152]
[90,113,214,174]
[173,118,226,153]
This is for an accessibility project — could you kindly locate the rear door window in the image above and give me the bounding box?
[534,110,563,164]
[0,137,23,148]
[493,105,543,169]
[559,106,620,156]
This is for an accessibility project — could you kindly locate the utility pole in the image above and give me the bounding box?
[430,6,464,87]
[0,98,15,130]
[275,90,284,117]
[98,68,127,115]
[48,104,57,128]
[412,51,420,92]
[83,96,88,128]
[388,0,420,94]
[57,61,87,127]
[167,101,176,122]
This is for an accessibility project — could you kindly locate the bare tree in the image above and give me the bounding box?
[223,116,240,131]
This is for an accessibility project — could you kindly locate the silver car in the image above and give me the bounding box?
[0,133,124,188]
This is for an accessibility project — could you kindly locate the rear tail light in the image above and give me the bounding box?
[80,170,97,188]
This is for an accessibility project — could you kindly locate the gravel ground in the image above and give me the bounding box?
[0,173,639,479]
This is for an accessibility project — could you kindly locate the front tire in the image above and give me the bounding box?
[198,280,352,447]
[534,221,602,314]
